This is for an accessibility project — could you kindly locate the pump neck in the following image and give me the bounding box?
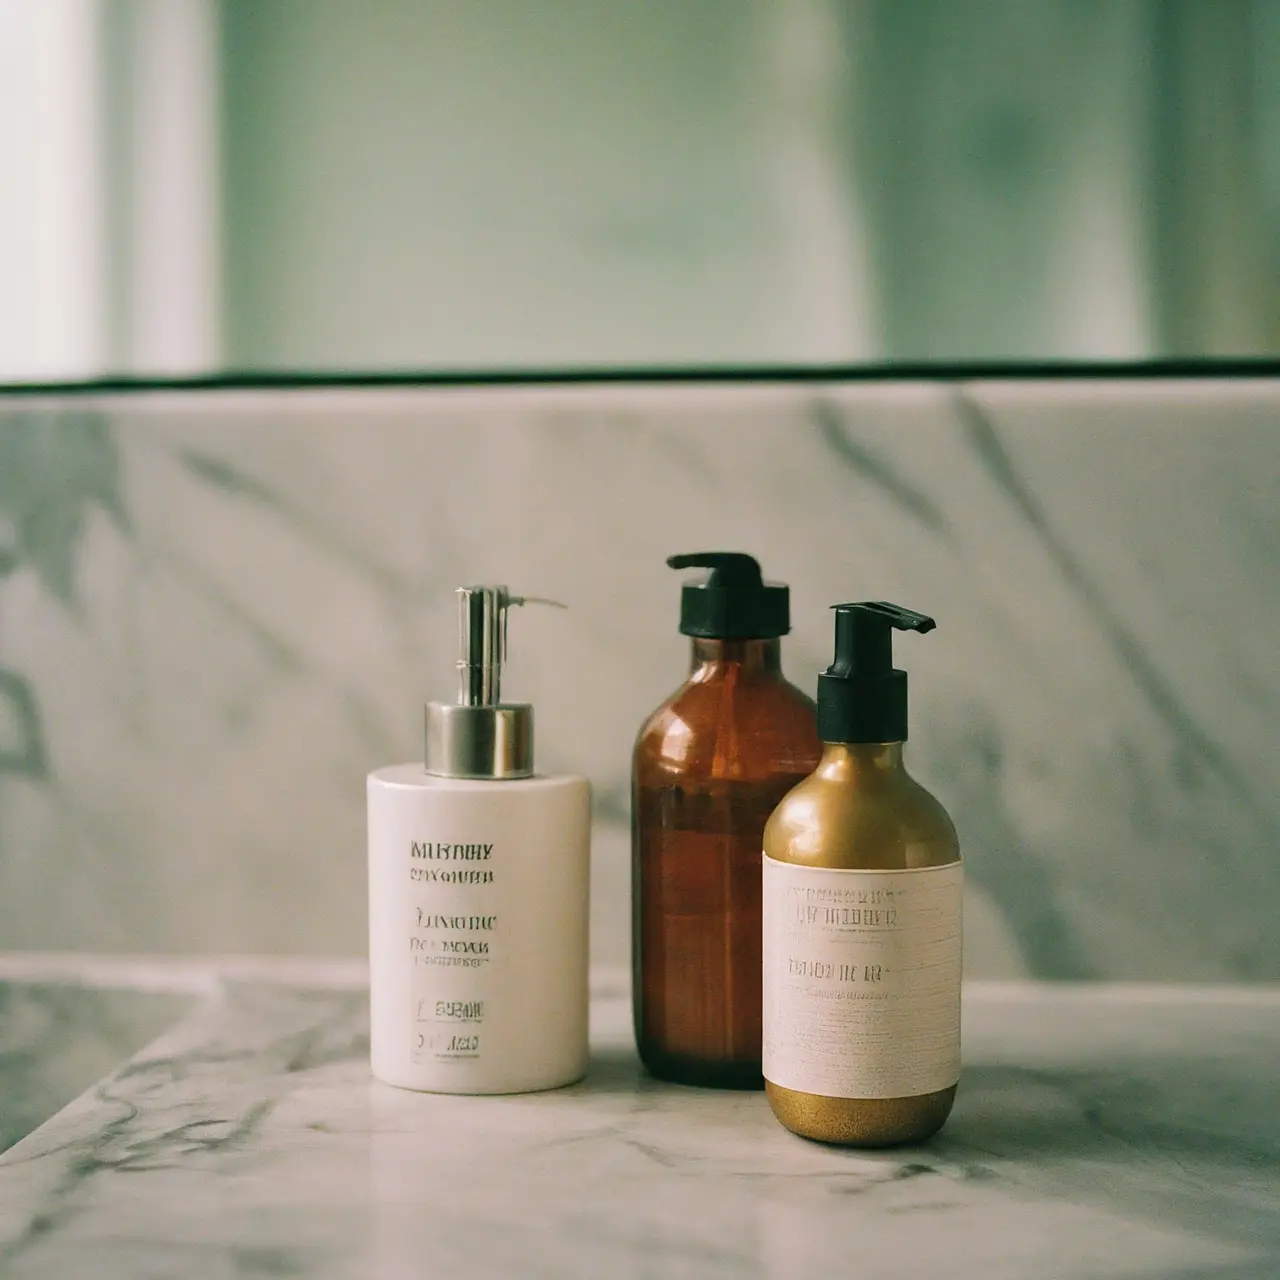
[689,636,781,678]
[815,741,904,782]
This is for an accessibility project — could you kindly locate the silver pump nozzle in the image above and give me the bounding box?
[426,585,565,779]
[455,586,566,707]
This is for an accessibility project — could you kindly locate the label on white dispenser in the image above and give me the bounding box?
[762,858,962,1099]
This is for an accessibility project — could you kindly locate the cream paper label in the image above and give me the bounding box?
[762,858,962,1099]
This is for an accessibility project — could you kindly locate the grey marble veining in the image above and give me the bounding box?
[1,378,1278,979]
[0,959,1277,1279]
[0,982,191,1153]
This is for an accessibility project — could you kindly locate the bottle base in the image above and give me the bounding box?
[371,1068,587,1096]
[765,1081,957,1146]
[638,1045,764,1091]
[371,1054,588,1096]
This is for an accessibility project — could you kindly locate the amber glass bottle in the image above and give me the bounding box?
[633,553,820,1088]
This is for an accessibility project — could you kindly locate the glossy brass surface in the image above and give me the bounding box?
[762,741,961,1145]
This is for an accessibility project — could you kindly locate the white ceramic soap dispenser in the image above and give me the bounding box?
[368,585,591,1094]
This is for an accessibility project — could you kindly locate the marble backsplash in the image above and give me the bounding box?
[0,377,1276,980]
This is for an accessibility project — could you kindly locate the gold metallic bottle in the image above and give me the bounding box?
[763,602,962,1146]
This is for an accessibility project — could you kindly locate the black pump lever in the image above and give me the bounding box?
[665,552,789,640]
[834,601,936,632]
[828,602,935,678]
[666,552,765,587]
[818,600,936,744]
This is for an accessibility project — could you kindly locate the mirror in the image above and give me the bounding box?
[3,0,1278,383]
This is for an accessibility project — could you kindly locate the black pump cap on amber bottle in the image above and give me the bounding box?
[666,552,790,639]
[817,601,936,743]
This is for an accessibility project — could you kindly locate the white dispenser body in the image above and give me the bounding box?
[367,766,591,1094]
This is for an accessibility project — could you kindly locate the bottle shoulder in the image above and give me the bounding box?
[640,668,813,714]
[633,676,820,782]
[763,768,959,869]
[369,764,588,794]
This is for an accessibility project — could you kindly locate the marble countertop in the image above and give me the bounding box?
[0,956,1277,1279]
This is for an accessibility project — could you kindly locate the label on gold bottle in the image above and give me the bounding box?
[762,857,962,1099]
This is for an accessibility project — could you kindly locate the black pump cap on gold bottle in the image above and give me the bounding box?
[667,552,790,639]
[817,601,935,743]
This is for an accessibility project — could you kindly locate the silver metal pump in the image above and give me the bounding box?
[424,585,564,779]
